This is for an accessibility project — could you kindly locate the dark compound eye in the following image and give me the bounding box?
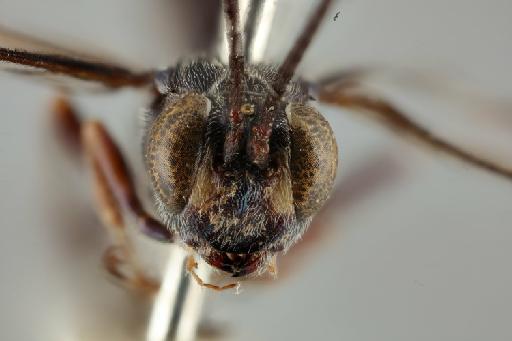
[288,104,338,220]
[144,93,209,213]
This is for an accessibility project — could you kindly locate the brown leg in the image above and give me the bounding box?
[87,143,159,294]
[318,81,512,181]
[83,120,176,294]
[52,96,82,151]
[52,97,172,293]
[0,47,152,89]
[80,120,173,242]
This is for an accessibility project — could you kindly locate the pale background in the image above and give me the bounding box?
[0,1,511,340]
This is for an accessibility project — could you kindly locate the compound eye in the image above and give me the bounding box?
[289,104,338,219]
[145,93,209,213]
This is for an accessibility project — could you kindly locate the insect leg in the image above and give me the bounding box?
[0,47,152,88]
[317,84,512,181]
[81,119,172,294]
[86,142,160,293]
[80,119,174,242]
[52,96,82,152]
[51,99,172,293]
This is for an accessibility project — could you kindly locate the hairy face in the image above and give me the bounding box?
[144,60,338,277]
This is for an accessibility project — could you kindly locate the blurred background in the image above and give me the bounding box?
[1,0,511,340]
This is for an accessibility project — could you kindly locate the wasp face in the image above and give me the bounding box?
[144,60,338,277]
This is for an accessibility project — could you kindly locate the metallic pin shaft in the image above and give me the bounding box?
[147,1,276,340]
[147,247,211,341]
[243,0,276,63]
[219,0,277,63]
